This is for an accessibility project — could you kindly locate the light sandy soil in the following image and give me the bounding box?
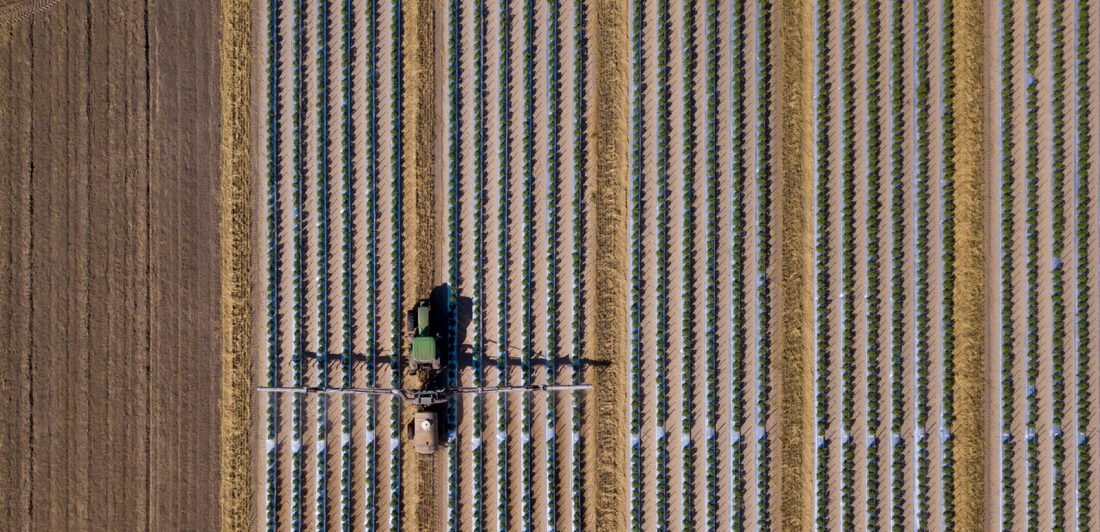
[0,1,224,529]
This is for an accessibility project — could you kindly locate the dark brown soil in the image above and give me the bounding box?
[0,1,225,529]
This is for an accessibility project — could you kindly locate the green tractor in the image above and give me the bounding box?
[408,299,440,373]
[257,296,592,455]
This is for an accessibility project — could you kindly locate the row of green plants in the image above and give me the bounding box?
[703,0,721,528]
[730,0,750,527]
[496,0,514,528]
[1050,0,1072,526]
[888,0,907,527]
[913,0,931,520]
[546,0,565,528]
[472,0,489,529]
[680,0,700,528]
[839,0,857,524]
[1074,0,1092,528]
[390,1,405,526]
[446,0,463,526]
[813,0,833,527]
[941,0,958,523]
[755,0,776,527]
[338,0,353,527]
[521,0,537,525]
[315,1,332,527]
[864,0,884,525]
[570,0,590,528]
[997,0,1017,525]
[290,1,306,526]
[655,1,672,528]
[363,0,384,528]
[1025,0,1040,526]
[264,0,282,529]
[628,0,647,527]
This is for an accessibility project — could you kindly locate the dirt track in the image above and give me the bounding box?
[0,1,229,529]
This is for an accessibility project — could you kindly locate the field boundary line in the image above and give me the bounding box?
[219,0,254,529]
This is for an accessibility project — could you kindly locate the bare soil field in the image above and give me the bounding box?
[0,0,234,529]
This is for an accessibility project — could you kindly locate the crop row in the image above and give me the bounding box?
[998,0,1017,524]
[627,0,646,527]
[703,1,721,529]
[864,0,884,524]
[680,0,700,530]
[729,0,749,528]
[315,1,332,527]
[472,0,488,529]
[339,0,357,528]
[264,0,282,529]
[755,0,777,525]
[1074,1,1092,528]
[888,0,906,526]
[496,0,513,528]
[446,0,463,526]
[1025,0,1039,525]
[521,0,537,525]
[570,0,589,528]
[390,0,405,526]
[290,1,306,527]
[1049,0,1069,526]
[941,0,958,522]
[359,0,385,528]
[913,0,931,520]
[813,0,832,526]
[546,1,564,528]
[654,0,672,527]
[839,0,857,523]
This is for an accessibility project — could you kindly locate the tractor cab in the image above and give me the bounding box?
[408,300,439,371]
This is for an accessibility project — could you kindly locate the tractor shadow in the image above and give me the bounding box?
[426,283,609,377]
[303,283,607,383]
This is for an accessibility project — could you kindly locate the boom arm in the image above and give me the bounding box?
[256,386,404,398]
[449,383,593,395]
[256,383,593,401]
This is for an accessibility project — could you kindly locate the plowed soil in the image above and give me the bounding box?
[0,1,231,529]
